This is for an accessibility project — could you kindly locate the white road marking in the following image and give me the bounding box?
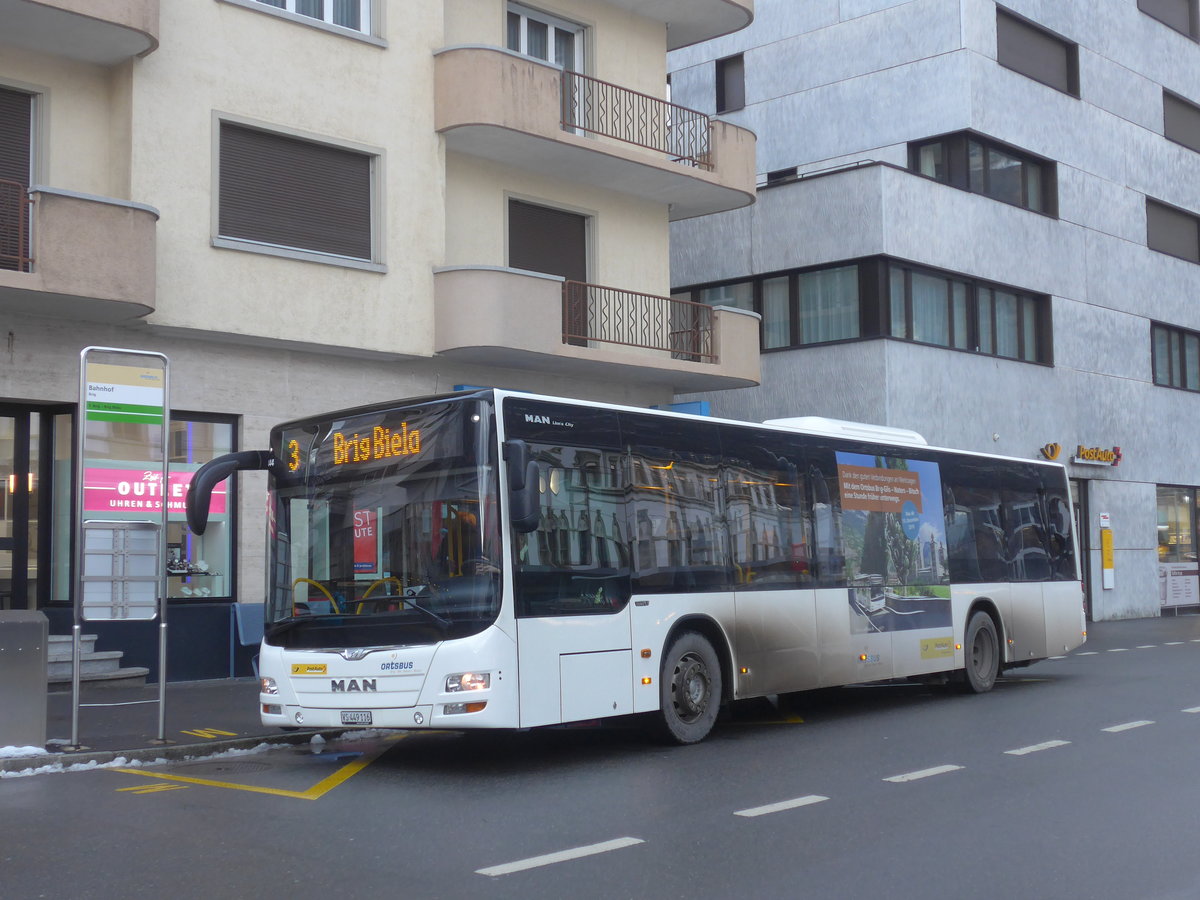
[1165,641,1185,645]
[735,795,829,817]
[1106,648,1129,653]
[1005,740,1070,756]
[1182,707,1200,714]
[1076,651,1099,656]
[1102,720,1154,733]
[1047,655,1066,660]
[476,837,644,877]
[883,765,963,783]
[1136,645,1157,649]
[1191,639,1200,643]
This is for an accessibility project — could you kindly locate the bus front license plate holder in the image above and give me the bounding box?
[341,710,372,725]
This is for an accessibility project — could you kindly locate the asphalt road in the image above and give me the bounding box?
[4,616,1200,900]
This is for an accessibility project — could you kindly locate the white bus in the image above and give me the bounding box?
[187,389,1085,744]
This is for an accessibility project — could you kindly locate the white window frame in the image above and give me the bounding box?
[220,0,384,43]
[507,3,585,72]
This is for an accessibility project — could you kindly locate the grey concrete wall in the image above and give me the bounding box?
[670,0,1200,618]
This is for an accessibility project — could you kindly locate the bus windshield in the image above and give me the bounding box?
[266,396,500,649]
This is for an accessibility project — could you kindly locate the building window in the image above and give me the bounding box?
[167,415,238,601]
[677,258,1049,363]
[217,122,375,262]
[996,8,1079,96]
[1147,197,1200,263]
[1152,323,1200,390]
[507,3,583,70]
[249,0,372,33]
[508,198,587,281]
[1164,90,1200,153]
[716,54,745,114]
[889,262,1046,362]
[0,86,33,272]
[1139,0,1199,39]
[910,131,1055,214]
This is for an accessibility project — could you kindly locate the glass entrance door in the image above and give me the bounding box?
[0,412,31,608]
[1070,478,1091,621]
[0,406,62,610]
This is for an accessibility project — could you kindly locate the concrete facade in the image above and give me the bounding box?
[669,0,1200,620]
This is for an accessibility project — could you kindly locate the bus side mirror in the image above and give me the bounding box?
[504,440,540,533]
[186,450,273,535]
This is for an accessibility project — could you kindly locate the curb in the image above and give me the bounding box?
[1,729,347,775]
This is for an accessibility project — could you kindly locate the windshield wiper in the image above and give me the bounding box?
[265,616,316,639]
[400,598,452,629]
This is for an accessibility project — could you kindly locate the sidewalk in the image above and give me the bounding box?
[3,613,1198,775]
[1,677,338,776]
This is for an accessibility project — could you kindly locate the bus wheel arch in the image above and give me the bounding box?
[654,620,729,744]
[960,602,1002,694]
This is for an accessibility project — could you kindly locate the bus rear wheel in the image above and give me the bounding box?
[961,610,999,693]
[656,632,722,744]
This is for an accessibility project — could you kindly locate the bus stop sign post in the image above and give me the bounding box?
[69,347,171,750]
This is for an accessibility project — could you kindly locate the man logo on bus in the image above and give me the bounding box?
[525,414,551,425]
[331,679,377,693]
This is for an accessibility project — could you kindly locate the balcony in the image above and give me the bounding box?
[2,0,158,64]
[604,0,753,49]
[435,46,755,221]
[434,266,760,391]
[0,185,158,322]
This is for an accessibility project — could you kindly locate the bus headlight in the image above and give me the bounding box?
[261,677,278,695]
[446,672,490,692]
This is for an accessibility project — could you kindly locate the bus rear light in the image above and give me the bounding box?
[446,672,490,692]
[261,677,278,695]
[444,701,487,715]
[641,677,652,685]
[955,644,962,651]
[740,667,749,674]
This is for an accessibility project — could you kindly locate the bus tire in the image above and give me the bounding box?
[656,631,722,744]
[961,610,999,694]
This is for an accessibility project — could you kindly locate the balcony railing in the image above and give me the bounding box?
[561,71,711,170]
[563,281,716,362]
[0,179,32,273]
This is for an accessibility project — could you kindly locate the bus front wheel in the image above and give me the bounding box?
[656,632,722,744]
[961,611,999,693]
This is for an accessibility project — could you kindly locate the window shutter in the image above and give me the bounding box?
[1147,199,1200,263]
[0,88,32,270]
[1165,91,1200,153]
[219,123,372,260]
[508,199,587,281]
[996,10,1077,96]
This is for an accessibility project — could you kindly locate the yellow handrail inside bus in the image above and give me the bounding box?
[292,578,339,615]
[358,576,405,614]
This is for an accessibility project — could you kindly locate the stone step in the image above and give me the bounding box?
[47,651,127,679]
[47,634,99,661]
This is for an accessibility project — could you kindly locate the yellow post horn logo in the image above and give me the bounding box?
[1041,442,1061,460]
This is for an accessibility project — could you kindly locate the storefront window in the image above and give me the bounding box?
[82,413,236,601]
[167,416,236,600]
[1157,485,1199,609]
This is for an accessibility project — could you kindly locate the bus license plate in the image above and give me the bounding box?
[340,710,372,726]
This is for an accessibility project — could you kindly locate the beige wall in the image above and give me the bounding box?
[444,0,668,98]
[444,151,670,294]
[1,48,128,197]
[127,1,446,356]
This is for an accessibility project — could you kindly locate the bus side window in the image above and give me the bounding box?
[805,450,844,587]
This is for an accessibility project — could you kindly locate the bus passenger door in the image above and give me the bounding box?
[516,606,633,728]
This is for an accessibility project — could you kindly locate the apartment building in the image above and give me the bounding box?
[668,0,1200,620]
[0,0,757,676]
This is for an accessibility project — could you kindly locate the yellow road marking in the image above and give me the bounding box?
[117,782,190,794]
[110,734,405,800]
[180,728,239,739]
